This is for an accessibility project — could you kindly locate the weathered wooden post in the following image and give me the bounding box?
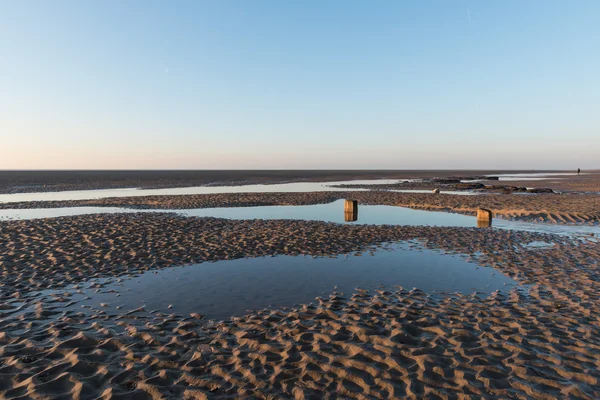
[476,208,492,227]
[344,200,358,213]
[344,200,358,222]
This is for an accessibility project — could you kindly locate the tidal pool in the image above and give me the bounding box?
[1,200,599,238]
[31,243,519,320]
[0,179,400,204]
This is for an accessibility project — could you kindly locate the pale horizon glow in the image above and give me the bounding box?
[1,1,599,169]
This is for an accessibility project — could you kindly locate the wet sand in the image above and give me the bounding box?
[3,190,600,224]
[0,169,561,194]
[1,214,599,398]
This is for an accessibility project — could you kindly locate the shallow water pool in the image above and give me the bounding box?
[0,179,401,204]
[1,199,599,238]
[490,172,581,181]
[32,243,518,320]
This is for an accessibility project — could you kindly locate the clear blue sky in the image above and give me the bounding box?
[1,0,598,169]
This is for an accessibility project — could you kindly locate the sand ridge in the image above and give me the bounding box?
[3,190,600,224]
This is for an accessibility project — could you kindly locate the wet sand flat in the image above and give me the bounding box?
[0,213,600,398]
[0,169,563,194]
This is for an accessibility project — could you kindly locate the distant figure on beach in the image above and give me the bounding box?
[577,168,581,174]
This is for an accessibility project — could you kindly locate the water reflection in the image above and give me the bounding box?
[344,211,358,222]
[32,243,519,320]
[490,172,581,181]
[477,219,492,228]
[1,200,599,238]
[0,179,400,204]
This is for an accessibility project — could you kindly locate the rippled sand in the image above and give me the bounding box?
[1,214,599,398]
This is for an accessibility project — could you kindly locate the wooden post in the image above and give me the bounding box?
[344,200,358,213]
[344,200,358,222]
[476,208,493,227]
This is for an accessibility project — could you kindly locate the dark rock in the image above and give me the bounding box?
[454,183,485,190]
[432,178,461,184]
[527,188,554,193]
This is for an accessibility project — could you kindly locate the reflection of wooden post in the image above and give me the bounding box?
[477,219,492,228]
[476,208,492,227]
[344,200,358,222]
[345,211,358,222]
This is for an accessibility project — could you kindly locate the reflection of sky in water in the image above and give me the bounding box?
[1,200,598,238]
[31,243,518,320]
[457,172,584,182]
[488,172,582,181]
[498,177,554,181]
[0,179,402,204]
[0,173,590,204]
[0,207,151,220]
[181,201,477,226]
[0,201,491,227]
[388,189,477,195]
[522,241,555,249]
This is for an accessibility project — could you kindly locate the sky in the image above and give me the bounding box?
[1,0,599,170]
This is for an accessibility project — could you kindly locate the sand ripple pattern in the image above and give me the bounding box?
[1,285,599,398]
[1,214,599,398]
[0,213,568,295]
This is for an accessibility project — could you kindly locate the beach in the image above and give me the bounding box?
[5,0,600,397]
[1,171,599,398]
